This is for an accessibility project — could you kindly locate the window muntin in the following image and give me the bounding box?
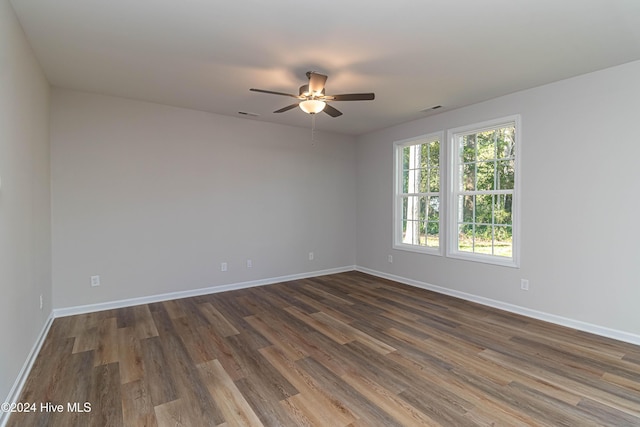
[394,133,442,254]
[449,116,520,267]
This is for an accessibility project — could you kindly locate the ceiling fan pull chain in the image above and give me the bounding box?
[311,114,316,146]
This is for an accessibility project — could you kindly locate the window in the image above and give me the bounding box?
[393,133,442,254]
[448,116,520,267]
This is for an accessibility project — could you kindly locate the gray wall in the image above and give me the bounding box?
[356,60,640,337]
[51,89,357,308]
[0,0,51,404]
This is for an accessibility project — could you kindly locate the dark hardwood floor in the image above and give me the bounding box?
[8,271,640,426]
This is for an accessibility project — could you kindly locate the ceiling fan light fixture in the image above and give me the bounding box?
[299,99,326,114]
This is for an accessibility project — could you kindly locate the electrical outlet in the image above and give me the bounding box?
[521,279,529,291]
[221,262,228,272]
[308,252,314,261]
[39,294,43,310]
[91,275,100,287]
[388,254,393,263]
[246,259,252,268]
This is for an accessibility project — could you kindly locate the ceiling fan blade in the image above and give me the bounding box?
[326,93,375,101]
[323,104,343,117]
[307,72,328,95]
[274,103,299,113]
[250,88,299,98]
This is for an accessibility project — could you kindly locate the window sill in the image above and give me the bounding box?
[392,243,443,256]
[446,250,519,268]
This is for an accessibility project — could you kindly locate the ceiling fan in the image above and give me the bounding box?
[250,71,375,117]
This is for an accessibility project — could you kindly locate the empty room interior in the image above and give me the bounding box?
[2,0,640,425]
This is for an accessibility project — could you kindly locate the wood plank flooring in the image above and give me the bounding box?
[8,271,640,426]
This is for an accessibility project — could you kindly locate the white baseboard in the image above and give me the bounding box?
[53,265,356,318]
[1,313,55,427]
[355,266,640,346]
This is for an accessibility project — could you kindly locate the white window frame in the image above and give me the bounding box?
[393,132,444,255]
[447,115,521,268]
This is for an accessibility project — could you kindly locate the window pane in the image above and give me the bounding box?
[419,220,427,246]
[474,224,491,254]
[429,167,439,192]
[461,163,475,191]
[402,146,410,170]
[403,196,419,220]
[495,194,512,225]
[458,224,473,252]
[419,196,427,221]
[406,168,414,193]
[402,170,409,194]
[418,168,428,193]
[404,220,421,245]
[476,161,495,191]
[497,159,514,190]
[428,196,439,220]
[461,135,476,163]
[497,129,515,159]
[475,194,493,224]
[494,226,513,257]
[462,195,474,222]
[429,141,440,167]
[421,144,429,168]
[403,220,419,245]
[477,131,496,161]
[403,195,420,245]
[402,196,408,220]
[427,221,439,247]
[405,145,422,193]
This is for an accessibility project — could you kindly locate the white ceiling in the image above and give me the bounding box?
[10,0,640,136]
